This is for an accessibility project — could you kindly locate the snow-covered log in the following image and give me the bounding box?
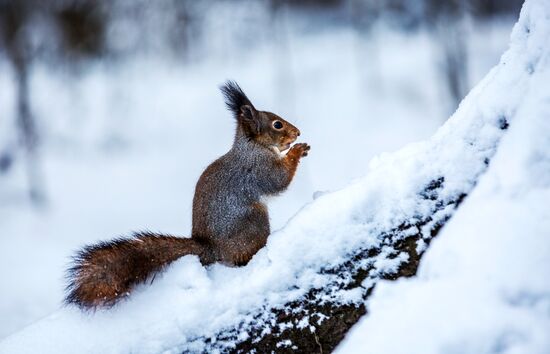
[0,0,547,353]
[335,2,550,352]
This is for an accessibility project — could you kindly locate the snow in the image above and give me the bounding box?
[0,4,531,354]
[0,13,515,342]
[0,23,466,339]
[0,33,418,339]
[336,1,550,353]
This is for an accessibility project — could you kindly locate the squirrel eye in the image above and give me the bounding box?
[272,121,283,130]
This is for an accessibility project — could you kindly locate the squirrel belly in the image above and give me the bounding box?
[65,81,310,309]
[65,232,212,308]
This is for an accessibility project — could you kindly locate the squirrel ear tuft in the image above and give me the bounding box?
[220,80,255,119]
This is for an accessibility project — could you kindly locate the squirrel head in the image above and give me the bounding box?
[221,81,300,152]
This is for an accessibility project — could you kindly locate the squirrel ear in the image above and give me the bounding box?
[240,105,255,120]
[240,105,260,135]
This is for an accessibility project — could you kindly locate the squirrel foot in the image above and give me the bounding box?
[289,143,311,158]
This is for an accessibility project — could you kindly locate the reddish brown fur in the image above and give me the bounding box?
[65,81,309,309]
[282,143,310,179]
[66,233,210,308]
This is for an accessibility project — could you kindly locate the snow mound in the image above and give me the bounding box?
[337,1,550,353]
[0,0,547,353]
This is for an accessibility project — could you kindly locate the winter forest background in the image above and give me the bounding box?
[0,0,537,350]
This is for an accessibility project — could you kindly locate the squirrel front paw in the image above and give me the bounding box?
[289,143,311,158]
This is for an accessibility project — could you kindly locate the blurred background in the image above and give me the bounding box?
[0,0,522,339]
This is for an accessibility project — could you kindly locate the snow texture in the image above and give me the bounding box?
[337,1,550,353]
[2,22,462,338]
[0,1,545,353]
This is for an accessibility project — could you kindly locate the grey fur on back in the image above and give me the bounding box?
[192,126,293,264]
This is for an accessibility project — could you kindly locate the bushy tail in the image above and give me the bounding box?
[65,231,208,309]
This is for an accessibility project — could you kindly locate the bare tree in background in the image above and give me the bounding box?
[426,0,469,115]
[0,0,108,205]
[269,0,297,115]
[0,1,44,204]
[348,0,383,92]
[348,0,522,114]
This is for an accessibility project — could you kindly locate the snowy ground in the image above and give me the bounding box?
[0,8,515,349]
[336,1,550,353]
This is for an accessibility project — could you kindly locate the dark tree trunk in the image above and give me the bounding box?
[0,1,46,204]
[14,56,45,204]
[428,0,470,116]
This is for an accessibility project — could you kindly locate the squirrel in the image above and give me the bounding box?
[65,81,310,309]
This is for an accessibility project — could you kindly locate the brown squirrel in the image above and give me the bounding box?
[65,81,310,309]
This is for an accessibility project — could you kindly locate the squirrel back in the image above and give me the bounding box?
[66,81,310,309]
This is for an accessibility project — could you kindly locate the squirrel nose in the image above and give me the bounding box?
[296,130,301,137]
